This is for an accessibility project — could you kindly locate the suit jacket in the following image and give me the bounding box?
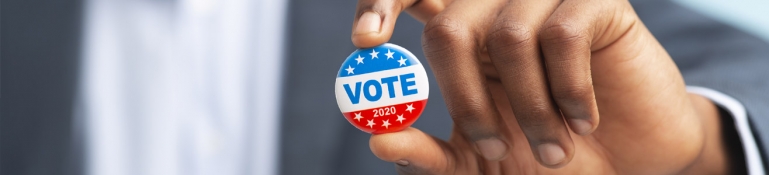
[279,0,769,174]
[1,0,767,175]
[1,0,84,175]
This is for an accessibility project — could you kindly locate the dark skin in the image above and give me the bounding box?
[352,0,739,174]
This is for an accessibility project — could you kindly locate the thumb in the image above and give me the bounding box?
[369,127,457,175]
[351,0,443,48]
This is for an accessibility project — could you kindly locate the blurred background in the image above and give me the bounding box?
[1,0,768,175]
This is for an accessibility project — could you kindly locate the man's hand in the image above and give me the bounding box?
[351,0,731,174]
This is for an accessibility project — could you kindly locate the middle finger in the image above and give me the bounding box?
[422,0,510,161]
[486,0,574,168]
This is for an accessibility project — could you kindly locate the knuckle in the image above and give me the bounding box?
[447,100,485,123]
[445,97,496,136]
[423,16,470,46]
[424,15,464,38]
[449,102,493,138]
[422,15,474,65]
[538,23,587,44]
[518,101,555,128]
[552,83,593,105]
[487,20,536,50]
[553,79,593,107]
[529,102,554,119]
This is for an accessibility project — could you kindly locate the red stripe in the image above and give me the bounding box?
[342,99,427,134]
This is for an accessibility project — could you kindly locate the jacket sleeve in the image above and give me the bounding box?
[631,0,769,172]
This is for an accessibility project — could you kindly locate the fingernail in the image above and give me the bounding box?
[569,119,593,135]
[395,160,409,166]
[355,12,381,34]
[475,138,508,160]
[538,143,565,166]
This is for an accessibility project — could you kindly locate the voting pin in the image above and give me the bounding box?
[335,43,429,134]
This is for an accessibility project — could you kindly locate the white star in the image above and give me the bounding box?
[381,119,391,129]
[370,49,379,59]
[396,114,406,124]
[345,65,355,75]
[353,112,363,122]
[355,55,365,64]
[366,119,376,128]
[406,104,415,113]
[398,56,407,66]
[385,49,394,59]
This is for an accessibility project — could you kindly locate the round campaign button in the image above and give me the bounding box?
[335,43,429,134]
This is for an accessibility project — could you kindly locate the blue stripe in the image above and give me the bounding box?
[337,43,421,78]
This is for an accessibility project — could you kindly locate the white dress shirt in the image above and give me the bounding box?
[688,86,765,175]
[81,0,286,174]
